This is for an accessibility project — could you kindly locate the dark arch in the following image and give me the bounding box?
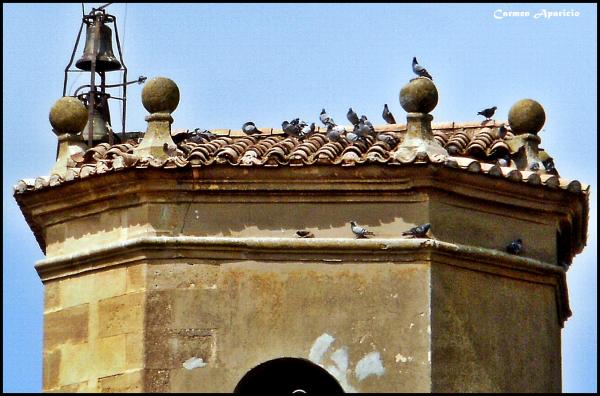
[233,357,345,394]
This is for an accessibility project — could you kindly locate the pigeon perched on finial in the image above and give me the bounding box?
[296,230,314,238]
[350,221,374,238]
[242,121,263,135]
[506,239,523,255]
[382,104,396,124]
[320,108,335,128]
[477,106,497,120]
[347,108,360,126]
[402,223,431,238]
[542,157,558,175]
[412,57,433,80]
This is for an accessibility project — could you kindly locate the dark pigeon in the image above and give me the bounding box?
[241,121,262,135]
[402,223,431,238]
[477,106,497,120]
[282,120,302,138]
[382,104,396,124]
[319,108,335,127]
[296,230,314,238]
[506,239,523,255]
[347,108,360,126]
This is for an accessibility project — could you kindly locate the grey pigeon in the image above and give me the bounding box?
[412,57,433,80]
[301,122,316,138]
[477,106,497,120]
[296,230,314,238]
[327,125,346,142]
[402,223,431,238]
[382,104,396,124]
[350,221,374,238]
[496,155,511,167]
[320,108,335,127]
[506,239,523,255]
[185,128,216,144]
[347,108,360,126]
[346,131,360,142]
[529,162,540,171]
[360,116,375,134]
[377,134,396,146]
[242,121,262,135]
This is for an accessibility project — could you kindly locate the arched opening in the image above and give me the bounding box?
[233,357,345,394]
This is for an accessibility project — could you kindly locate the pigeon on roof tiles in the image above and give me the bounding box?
[296,230,314,238]
[542,157,558,175]
[282,120,302,138]
[497,124,508,139]
[242,121,263,135]
[496,154,511,167]
[477,106,497,120]
[402,223,431,238]
[506,239,523,255]
[529,162,540,171]
[346,132,360,142]
[301,122,316,138]
[320,108,335,128]
[377,133,396,146]
[347,108,360,126]
[350,221,374,239]
[382,104,396,124]
[360,116,375,134]
[327,125,346,142]
[186,129,216,144]
[412,57,433,80]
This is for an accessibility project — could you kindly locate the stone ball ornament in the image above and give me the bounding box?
[508,98,546,134]
[399,77,438,114]
[141,77,180,114]
[49,96,89,135]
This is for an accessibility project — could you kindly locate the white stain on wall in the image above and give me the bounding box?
[354,351,385,381]
[308,333,335,364]
[183,357,207,370]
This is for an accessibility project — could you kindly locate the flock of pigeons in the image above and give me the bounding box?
[297,222,524,256]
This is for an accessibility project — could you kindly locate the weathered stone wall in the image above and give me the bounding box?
[42,265,146,392]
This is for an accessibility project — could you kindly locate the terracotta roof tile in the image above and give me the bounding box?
[14,121,588,195]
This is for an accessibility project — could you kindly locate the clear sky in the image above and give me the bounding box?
[3,3,597,392]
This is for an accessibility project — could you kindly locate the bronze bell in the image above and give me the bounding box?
[80,93,112,143]
[76,23,121,72]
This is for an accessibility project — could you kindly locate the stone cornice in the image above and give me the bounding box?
[35,236,570,326]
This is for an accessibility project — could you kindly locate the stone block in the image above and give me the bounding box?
[44,304,89,351]
[98,292,144,338]
[44,280,61,312]
[127,264,147,293]
[98,370,144,392]
[61,267,126,308]
[126,332,145,369]
[94,334,127,378]
[59,342,91,387]
[43,349,61,390]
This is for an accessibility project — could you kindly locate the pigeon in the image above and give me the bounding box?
[186,128,216,143]
[360,116,375,134]
[350,221,374,238]
[347,108,360,126]
[320,108,335,127]
[300,122,316,138]
[542,158,558,175]
[346,132,360,142]
[477,106,497,120]
[402,223,431,238]
[296,230,314,238]
[529,162,540,171]
[506,239,523,255]
[242,121,262,135]
[163,142,180,157]
[382,104,396,124]
[496,155,511,167]
[412,57,433,80]
[327,125,346,142]
[377,134,396,146]
[497,124,508,139]
[282,120,302,138]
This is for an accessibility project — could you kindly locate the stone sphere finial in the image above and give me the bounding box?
[49,96,88,135]
[508,98,546,134]
[141,77,180,114]
[399,77,438,114]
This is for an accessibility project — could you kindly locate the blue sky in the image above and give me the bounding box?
[3,3,596,392]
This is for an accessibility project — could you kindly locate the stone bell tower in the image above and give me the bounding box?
[14,75,589,392]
